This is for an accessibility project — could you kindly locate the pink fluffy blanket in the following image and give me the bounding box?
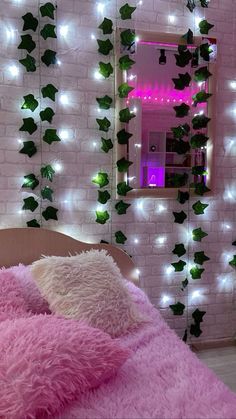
[59,283,236,419]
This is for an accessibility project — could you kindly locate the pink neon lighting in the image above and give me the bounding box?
[146,167,165,188]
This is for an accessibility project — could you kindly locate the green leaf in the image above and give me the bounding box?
[175,139,190,155]
[167,172,188,187]
[181,278,189,290]
[40,24,57,40]
[190,323,202,337]
[22,12,38,31]
[18,34,36,53]
[200,0,209,7]
[19,118,37,135]
[98,190,111,204]
[19,55,36,72]
[182,329,188,343]
[96,95,113,110]
[192,227,208,242]
[182,29,194,44]
[41,186,53,202]
[119,108,136,123]
[116,157,133,172]
[92,172,109,188]
[21,94,39,112]
[193,90,212,106]
[22,196,38,212]
[194,66,212,82]
[27,219,40,228]
[118,83,134,98]
[192,166,207,176]
[172,243,186,258]
[120,29,136,47]
[41,50,57,67]
[19,141,37,158]
[175,46,192,67]
[43,129,61,145]
[97,39,113,55]
[117,181,133,196]
[119,3,136,19]
[40,107,55,123]
[192,182,211,196]
[98,62,113,78]
[99,17,113,35]
[42,206,58,221]
[229,256,236,268]
[40,2,56,19]
[171,260,186,272]
[41,84,58,101]
[173,211,187,224]
[115,200,131,215]
[200,43,212,62]
[117,129,133,144]
[115,230,127,244]
[186,0,196,12]
[96,210,110,224]
[101,138,113,153]
[232,241,236,246]
[174,103,190,118]
[119,55,135,71]
[199,19,214,35]
[169,302,185,316]
[194,251,210,265]
[96,117,111,132]
[190,266,205,280]
[190,133,209,149]
[40,165,55,182]
[177,190,189,204]
[22,174,39,190]
[171,124,190,139]
[172,73,191,90]
[192,200,209,215]
[192,114,211,130]
[192,308,206,323]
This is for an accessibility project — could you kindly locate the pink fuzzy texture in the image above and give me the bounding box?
[0,315,130,419]
[59,282,236,419]
[0,271,30,321]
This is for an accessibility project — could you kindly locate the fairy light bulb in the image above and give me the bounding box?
[192,290,201,299]
[94,70,103,80]
[9,65,19,77]
[134,238,139,244]
[59,25,68,37]
[97,2,105,14]
[230,81,236,89]
[53,162,63,173]
[59,94,69,105]
[59,129,69,141]
[91,34,96,40]
[162,295,170,304]
[168,15,175,24]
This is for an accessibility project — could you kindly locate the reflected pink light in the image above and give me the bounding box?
[147,167,165,188]
[129,87,207,106]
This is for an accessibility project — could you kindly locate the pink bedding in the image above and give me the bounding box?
[59,282,236,419]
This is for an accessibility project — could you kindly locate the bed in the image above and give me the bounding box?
[1,228,236,419]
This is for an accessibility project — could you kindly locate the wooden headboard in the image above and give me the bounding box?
[0,228,139,283]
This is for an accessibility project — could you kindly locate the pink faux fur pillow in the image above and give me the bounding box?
[0,271,30,321]
[0,315,130,419]
[31,250,145,337]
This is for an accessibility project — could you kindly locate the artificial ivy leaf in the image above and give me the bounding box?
[96,210,110,224]
[192,308,206,323]
[182,329,188,343]
[96,95,113,110]
[193,90,212,106]
[40,24,57,40]
[229,256,236,268]
[190,323,202,337]
[181,278,189,290]
[19,141,37,158]
[171,124,190,139]
[117,181,133,196]
[172,244,186,258]
[43,129,60,145]
[40,107,55,123]
[232,241,236,246]
[27,219,40,228]
[120,29,135,47]
[167,173,188,187]
[100,240,109,244]
[22,12,38,31]
[192,166,207,176]
[192,227,208,242]
[190,133,209,149]
[190,266,205,280]
[101,138,113,153]
[200,0,209,7]
[116,157,133,172]
[22,196,38,212]
[41,49,57,67]
[40,165,55,182]
[199,19,214,35]
[19,55,36,72]
[172,73,191,90]
[192,114,211,129]
[186,0,195,12]
[192,182,211,196]
[99,17,113,35]
[173,211,187,224]
[41,186,53,202]
[98,62,113,78]
[118,83,134,98]
[98,190,111,204]
[175,139,190,155]
[200,43,212,62]
[119,3,136,19]
[97,39,113,56]
[192,200,209,215]
[119,108,136,123]
[96,117,111,132]
[177,190,189,204]
[42,206,58,221]
[194,66,212,82]
[40,2,56,19]
[41,84,58,101]
[194,251,210,265]
[21,94,39,112]
[92,172,109,188]
[18,34,36,53]
[182,29,194,44]
[171,260,186,272]
[169,302,185,316]
[115,200,131,215]
[174,103,190,118]
[22,174,39,190]
[117,129,133,144]
[115,230,127,244]
[19,118,37,135]
[119,55,135,71]
[175,46,192,67]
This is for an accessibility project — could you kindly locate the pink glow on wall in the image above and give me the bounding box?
[147,167,165,187]
[128,90,207,107]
